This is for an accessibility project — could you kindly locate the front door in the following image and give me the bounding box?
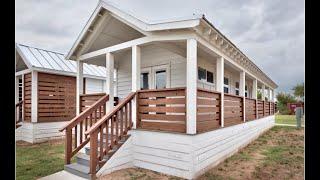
[140,65,169,90]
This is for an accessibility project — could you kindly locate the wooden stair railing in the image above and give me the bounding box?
[84,92,136,177]
[59,94,109,164]
[16,100,23,128]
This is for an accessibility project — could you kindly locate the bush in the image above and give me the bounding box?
[276,92,296,115]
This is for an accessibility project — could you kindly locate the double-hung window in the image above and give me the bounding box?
[224,77,229,93]
[235,82,239,95]
[245,85,248,97]
[198,67,214,84]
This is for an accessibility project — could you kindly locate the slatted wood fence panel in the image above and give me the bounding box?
[24,73,32,122]
[257,100,264,117]
[37,72,76,122]
[224,94,243,127]
[265,101,270,116]
[197,88,221,133]
[80,93,106,112]
[270,102,274,114]
[137,88,186,133]
[245,98,256,121]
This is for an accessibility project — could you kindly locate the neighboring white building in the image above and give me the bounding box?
[15,43,117,143]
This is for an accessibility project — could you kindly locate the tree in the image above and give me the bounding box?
[276,92,297,114]
[292,83,304,101]
[257,90,262,100]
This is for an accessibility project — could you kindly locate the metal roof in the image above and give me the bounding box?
[16,43,106,78]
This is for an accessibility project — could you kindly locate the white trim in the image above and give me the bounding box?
[186,38,197,134]
[76,61,84,115]
[216,57,224,127]
[131,45,141,129]
[15,43,33,70]
[31,71,38,123]
[140,67,152,90]
[152,64,170,89]
[106,53,114,112]
[15,69,32,76]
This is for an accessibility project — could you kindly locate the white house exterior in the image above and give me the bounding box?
[21,1,278,179]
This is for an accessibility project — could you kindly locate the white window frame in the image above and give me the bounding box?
[197,66,214,85]
[224,77,229,93]
[152,64,170,89]
[141,67,152,90]
[235,81,239,95]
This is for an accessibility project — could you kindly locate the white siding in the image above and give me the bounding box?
[15,121,68,143]
[97,116,275,179]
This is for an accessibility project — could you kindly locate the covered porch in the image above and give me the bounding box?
[75,38,276,135]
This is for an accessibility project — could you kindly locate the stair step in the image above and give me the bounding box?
[85,144,121,156]
[76,152,110,167]
[64,163,91,179]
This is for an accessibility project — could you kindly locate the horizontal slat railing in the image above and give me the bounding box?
[80,93,106,112]
[245,98,256,121]
[224,93,244,127]
[265,101,270,116]
[85,92,135,177]
[59,94,109,164]
[197,88,221,133]
[257,100,264,118]
[137,87,186,133]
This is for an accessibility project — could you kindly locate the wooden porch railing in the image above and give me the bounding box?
[197,88,221,133]
[136,87,187,133]
[59,94,109,164]
[224,93,244,127]
[84,92,135,177]
[16,100,23,127]
[245,98,256,121]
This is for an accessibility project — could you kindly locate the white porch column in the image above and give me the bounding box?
[106,53,114,112]
[239,71,245,122]
[132,45,141,129]
[186,39,197,134]
[252,79,258,119]
[261,84,265,101]
[76,61,84,115]
[31,71,38,123]
[216,56,224,127]
[252,79,257,99]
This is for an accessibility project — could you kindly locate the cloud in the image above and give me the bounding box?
[15,0,304,93]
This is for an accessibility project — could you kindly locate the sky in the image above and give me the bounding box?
[15,0,305,94]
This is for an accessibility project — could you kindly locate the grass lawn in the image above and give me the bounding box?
[16,140,65,180]
[275,114,296,125]
[100,126,304,180]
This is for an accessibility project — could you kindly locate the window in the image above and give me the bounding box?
[198,67,206,80]
[224,77,229,93]
[155,70,166,89]
[245,85,248,97]
[235,82,239,95]
[140,72,149,90]
[207,71,214,83]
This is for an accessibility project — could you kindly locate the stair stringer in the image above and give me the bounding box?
[96,131,134,177]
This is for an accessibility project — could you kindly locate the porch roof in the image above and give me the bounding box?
[66,0,278,88]
[16,43,106,79]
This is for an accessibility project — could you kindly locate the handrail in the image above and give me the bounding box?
[59,94,109,132]
[16,100,23,107]
[84,92,135,178]
[79,93,106,97]
[85,92,136,135]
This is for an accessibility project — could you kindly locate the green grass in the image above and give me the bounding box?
[275,115,296,125]
[16,140,65,180]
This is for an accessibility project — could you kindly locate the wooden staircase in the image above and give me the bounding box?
[60,92,136,179]
[15,100,23,129]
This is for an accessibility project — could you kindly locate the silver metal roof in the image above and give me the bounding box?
[16,43,106,78]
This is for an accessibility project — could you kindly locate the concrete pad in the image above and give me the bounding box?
[38,170,87,180]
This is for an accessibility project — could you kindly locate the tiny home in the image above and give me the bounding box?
[15,43,115,143]
[24,1,278,179]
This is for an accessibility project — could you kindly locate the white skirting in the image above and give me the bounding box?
[15,121,68,143]
[97,115,275,179]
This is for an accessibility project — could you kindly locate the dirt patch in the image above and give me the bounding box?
[99,168,183,180]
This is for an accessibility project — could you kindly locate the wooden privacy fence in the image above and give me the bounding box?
[245,98,256,121]
[137,87,186,133]
[80,93,106,112]
[59,94,109,164]
[16,100,24,128]
[224,94,244,127]
[197,88,221,133]
[85,92,135,176]
[24,73,32,122]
